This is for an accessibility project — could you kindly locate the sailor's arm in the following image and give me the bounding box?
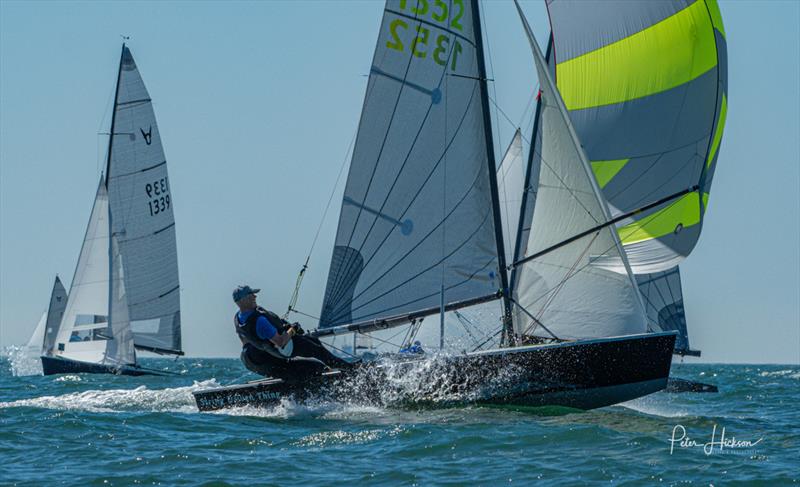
[269,326,296,348]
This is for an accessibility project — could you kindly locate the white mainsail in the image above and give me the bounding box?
[511,2,647,340]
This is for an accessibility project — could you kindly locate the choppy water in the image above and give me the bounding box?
[1,351,798,485]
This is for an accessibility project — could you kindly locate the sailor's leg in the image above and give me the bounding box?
[291,335,355,369]
[241,345,289,378]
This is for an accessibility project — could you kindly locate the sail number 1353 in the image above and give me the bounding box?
[145,177,171,216]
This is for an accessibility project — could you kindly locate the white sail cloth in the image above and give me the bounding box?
[511,2,647,340]
[53,180,125,364]
[497,129,525,265]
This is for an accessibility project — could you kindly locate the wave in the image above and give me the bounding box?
[759,369,799,379]
[0,379,220,413]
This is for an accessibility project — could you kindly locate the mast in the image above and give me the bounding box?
[104,43,125,363]
[509,36,551,308]
[471,0,514,346]
[105,44,125,186]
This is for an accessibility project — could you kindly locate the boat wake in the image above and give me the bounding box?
[0,379,220,414]
[618,394,692,418]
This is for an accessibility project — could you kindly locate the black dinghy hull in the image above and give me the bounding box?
[41,355,165,376]
[193,332,676,412]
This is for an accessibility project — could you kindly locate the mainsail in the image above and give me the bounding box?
[544,0,728,273]
[636,266,699,356]
[511,1,647,340]
[318,0,507,331]
[106,46,182,355]
[41,276,68,356]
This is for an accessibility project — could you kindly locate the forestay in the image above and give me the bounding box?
[106,46,182,354]
[41,275,68,356]
[511,2,647,340]
[636,266,698,356]
[319,0,503,329]
[545,0,728,273]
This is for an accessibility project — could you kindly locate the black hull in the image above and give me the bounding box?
[41,356,163,377]
[194,332,676,412]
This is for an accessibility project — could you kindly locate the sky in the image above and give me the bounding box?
[1,0,798,363]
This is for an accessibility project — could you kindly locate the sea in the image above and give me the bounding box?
[1,352,797,486]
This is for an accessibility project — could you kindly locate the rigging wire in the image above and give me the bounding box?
[283,130,357,319]
[480,0,503,161]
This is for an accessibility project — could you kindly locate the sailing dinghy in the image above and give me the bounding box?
[42,45,182,376]
[193,0,689,412]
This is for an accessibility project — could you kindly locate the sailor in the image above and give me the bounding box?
[232,285,353,381]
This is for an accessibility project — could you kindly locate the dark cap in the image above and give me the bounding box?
[233,285,260,303]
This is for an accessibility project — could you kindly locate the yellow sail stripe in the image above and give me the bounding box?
[556,0,718,111]
[618,192,708,245]
[706,93,727,168]
[591,159,629,188]
[705,0,726,38]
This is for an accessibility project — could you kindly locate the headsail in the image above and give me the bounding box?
[41,275,68,356]
[26,313,46,354]
[53,179,117,364]
[496,129,525,265]
[636,266,699,356]
[545,0,728,273]
[511,2,647,340]
[106,46,182,355]
[319,0,505,330]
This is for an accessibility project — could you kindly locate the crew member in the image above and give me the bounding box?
[232,285,353,381]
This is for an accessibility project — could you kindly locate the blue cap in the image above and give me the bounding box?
[233,285,260,302]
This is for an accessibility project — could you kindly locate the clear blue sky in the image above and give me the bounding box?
[1,1,798,363]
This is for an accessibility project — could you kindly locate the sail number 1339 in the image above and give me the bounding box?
[145,177,171,216]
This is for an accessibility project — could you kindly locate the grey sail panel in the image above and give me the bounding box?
[319,0,501,329]
[106,46,181,354]
[545,0,728,273]
[636,266,699,356]
[41,276,68,356]
[511,2,647,340]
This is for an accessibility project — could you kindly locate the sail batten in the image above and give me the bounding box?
[319,0,504,330]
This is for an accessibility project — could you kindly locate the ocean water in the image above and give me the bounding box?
[1,353,798,486]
